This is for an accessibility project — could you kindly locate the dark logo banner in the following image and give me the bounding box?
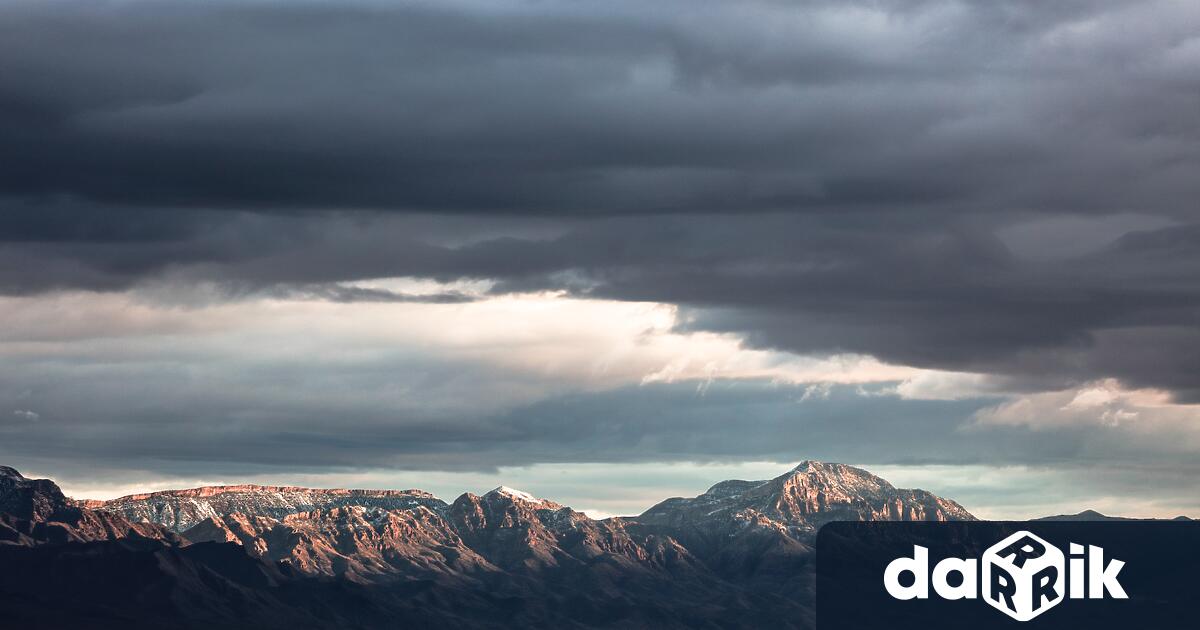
[816,521,1200,629]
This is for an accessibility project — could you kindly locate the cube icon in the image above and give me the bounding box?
[982,531,1065,621]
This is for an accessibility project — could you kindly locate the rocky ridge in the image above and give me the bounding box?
[79,484,443,533]
[67,460,974,586]
[0,461,977,629]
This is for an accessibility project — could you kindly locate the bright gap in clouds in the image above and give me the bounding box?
[0,279,953,404]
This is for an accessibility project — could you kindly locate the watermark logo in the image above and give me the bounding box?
[884,530,1127,622]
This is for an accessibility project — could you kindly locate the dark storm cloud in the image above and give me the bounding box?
[487,215,1200,400]
[3,0,1200,399]
[1,0,1197,216]
[24,208,1188,400]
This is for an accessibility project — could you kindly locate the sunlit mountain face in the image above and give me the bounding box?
[1,0,1199,562]
[4,461,978,627]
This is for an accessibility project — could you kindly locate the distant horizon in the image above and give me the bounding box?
[9,459,1189,523]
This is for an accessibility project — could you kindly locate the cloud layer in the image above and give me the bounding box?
[2,1,1199,514]
[3,1,1197,214]
[3,0,1199,398]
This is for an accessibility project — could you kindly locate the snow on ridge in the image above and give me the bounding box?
[489,486,541,503]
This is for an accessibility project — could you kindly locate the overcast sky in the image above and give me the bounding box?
[2,0,1198,518]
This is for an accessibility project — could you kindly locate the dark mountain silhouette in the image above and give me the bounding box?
[0,466,173,546]
[1034,508,1193,522]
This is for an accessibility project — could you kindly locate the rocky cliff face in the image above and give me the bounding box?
[184,504,495,584]
[448,487,654,571]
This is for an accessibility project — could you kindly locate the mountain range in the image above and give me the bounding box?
[0,460,1124,629]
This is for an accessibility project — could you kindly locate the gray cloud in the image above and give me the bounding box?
[1,0,1196,216]
[18,209,1191,400]
[1,371,1194,489]
[2,1,1198,400]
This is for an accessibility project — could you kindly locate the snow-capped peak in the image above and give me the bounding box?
[488,486,541,503]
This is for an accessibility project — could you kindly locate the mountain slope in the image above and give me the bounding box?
[0,466,172,545]
[0,461,976,629]
[184,504,496,584]
[638,461,973,532]
[627,461,973,588]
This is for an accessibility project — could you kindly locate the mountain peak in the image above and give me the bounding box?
[486,485,541,503]
[781,461,896,494]
[0,465,24,479]
[640,460,973,530]
[482,486,563,510]
[0,465,69,522]
[0,465,172,544]
[789,460,878,478]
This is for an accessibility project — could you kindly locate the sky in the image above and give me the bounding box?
[2,0,1199,519]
